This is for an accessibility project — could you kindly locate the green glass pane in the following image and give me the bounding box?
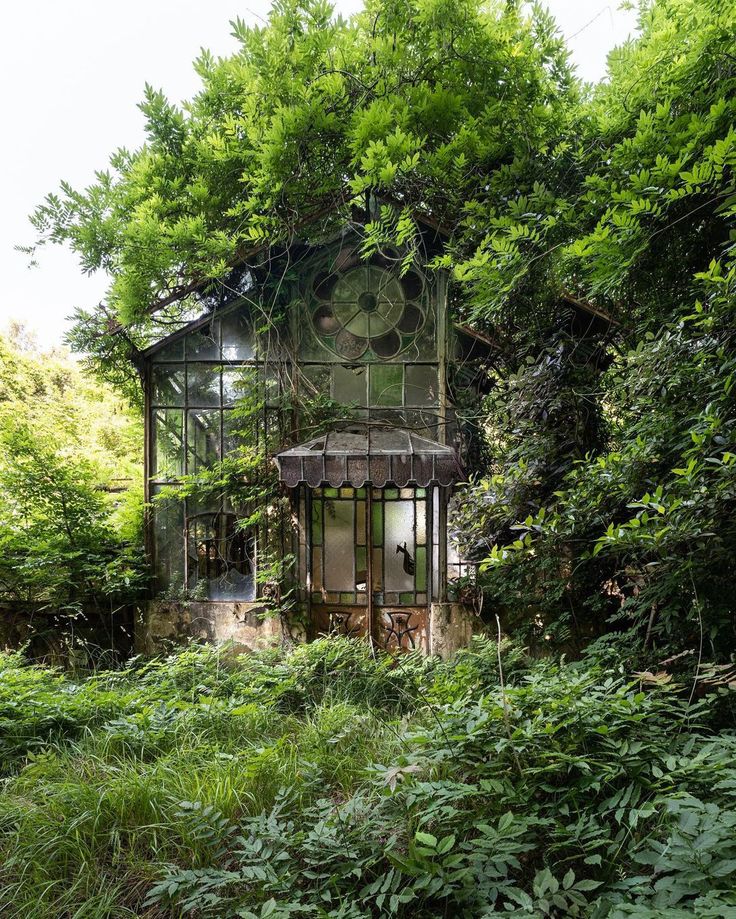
[355,546,367,577]
[384,488,399,500]
[333,364,367,406]
[355,487,367,499]
[399,592,415,604]
[369,365,403,406]
[372,502,383,547]
[356,501,366,545]
[415,488,426,498]
[324,487,339,498]
[415,547,427,591]
[311,500,323,545]
[340,592,355,604]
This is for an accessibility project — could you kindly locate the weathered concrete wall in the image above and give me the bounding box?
[138,600,282,655]
[429,602,477,659]
[141,600,477,657]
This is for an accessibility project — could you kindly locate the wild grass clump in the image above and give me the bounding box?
[1,638,735,917]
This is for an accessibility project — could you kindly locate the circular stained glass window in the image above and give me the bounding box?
[310,262,425,361]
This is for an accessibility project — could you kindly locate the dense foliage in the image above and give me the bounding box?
[456,0,736,663]
[0,331,145,650]
[1,639,735,918]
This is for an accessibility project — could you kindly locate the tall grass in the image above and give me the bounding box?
[1,639,735,917]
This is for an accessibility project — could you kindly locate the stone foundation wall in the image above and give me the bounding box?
[139,600,477,658]
[429,602,478,659]
[137,600,282,655]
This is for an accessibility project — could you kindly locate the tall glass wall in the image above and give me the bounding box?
[148,308,277,599]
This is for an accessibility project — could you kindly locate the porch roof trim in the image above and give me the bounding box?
[275,426,462,488]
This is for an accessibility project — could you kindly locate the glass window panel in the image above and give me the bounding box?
[405,409,437,439]
[301,364,330,397]
[186,322,220,359]
[340,592,355,604]
[371,501,383,547]
[263,365,281,406]
[311,500,323,546]
[355,546,367,590]
[186,511,256,601]
[222,367,248,406]
[324,487,339,498]
[399,592,415,604]
[323,500,355,591]
[332,364,367,405]
[152,365,185,406]
[405,365,438,406]
[187,363,221,407]
[152,409,184,479]
[371,548,383,594]
[356,501,366,545]
[384,488,399,500]
[223,409,254,455]
[299,491,307,585]
[152,486,185,590]
[339,487,354,498]
[312,547,323,591]
[220,310,254,361]
[416,500,427,545]
[384,500,416,592]
[187,410,222,472]
[415,546,427,591]
[370,365,403,406]
[151,337,185,361]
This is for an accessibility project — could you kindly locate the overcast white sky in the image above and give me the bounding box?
[0,1,638,349]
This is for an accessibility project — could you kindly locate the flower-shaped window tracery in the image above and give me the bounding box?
[310,262,426,361]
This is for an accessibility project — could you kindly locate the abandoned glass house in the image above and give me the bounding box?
[142,220,492,655]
